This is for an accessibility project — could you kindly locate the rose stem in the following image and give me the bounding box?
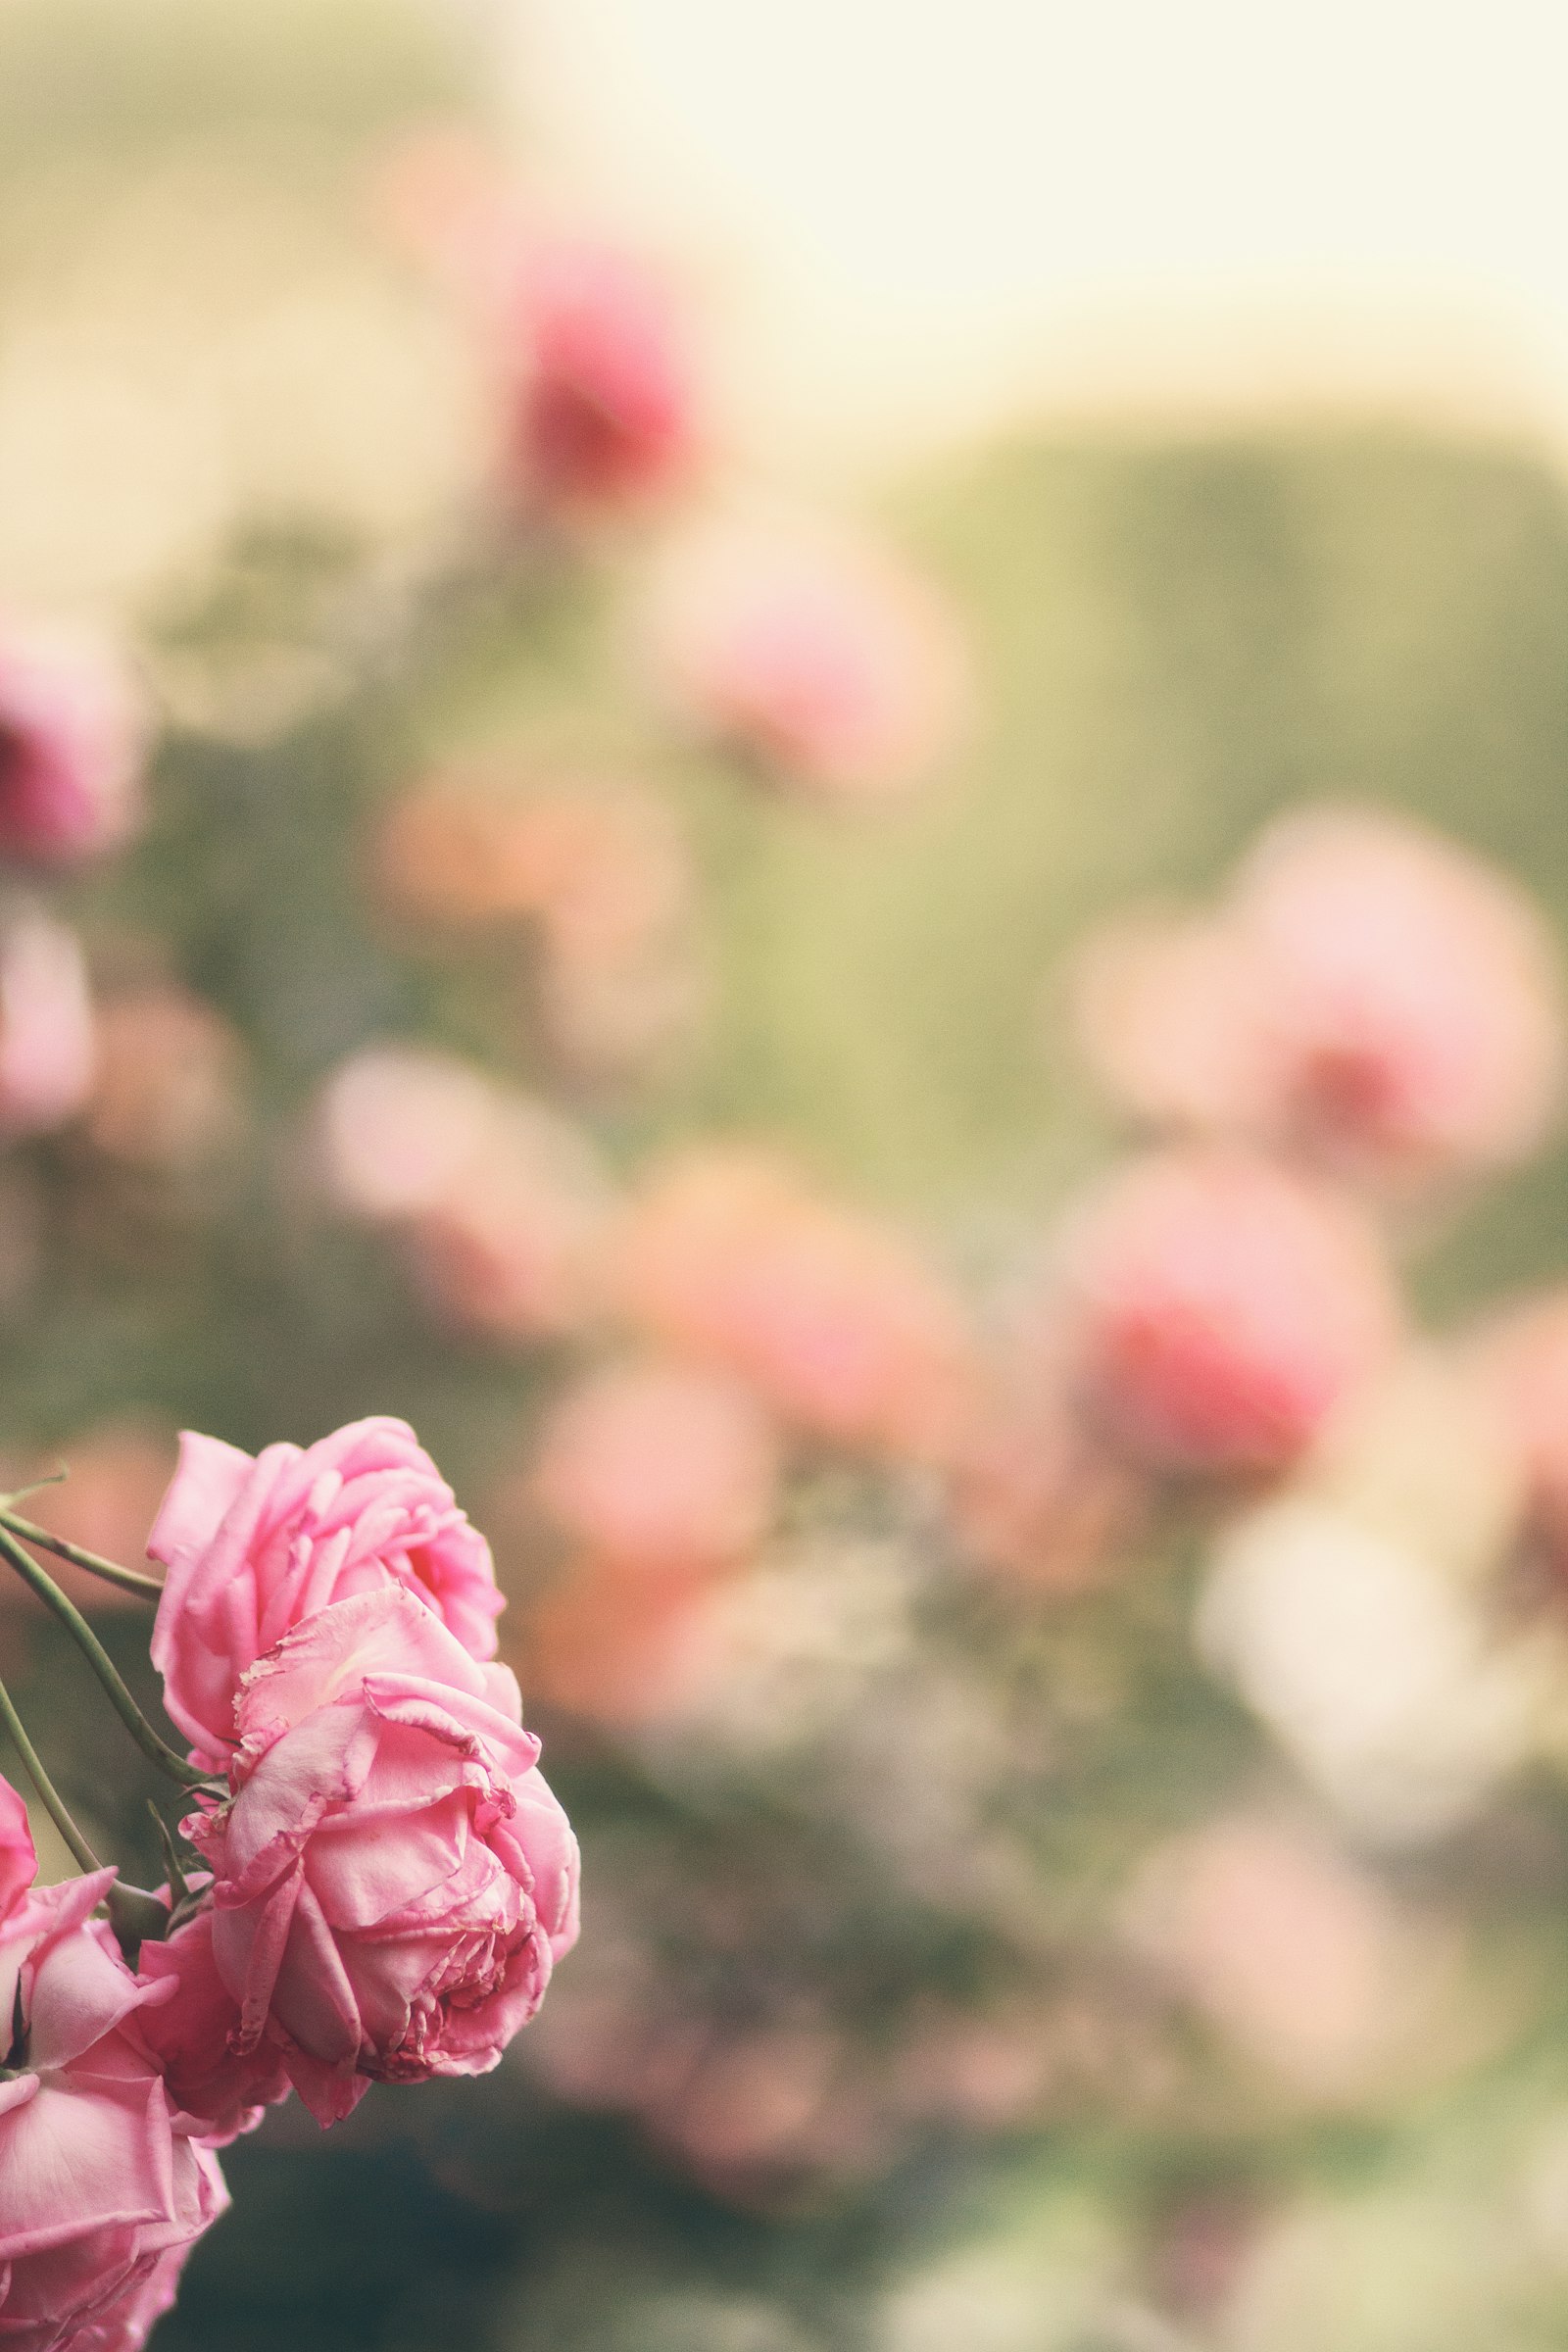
[0,1673,101,1875]
[0,1526,212,1789]
[0,1500,163,1601]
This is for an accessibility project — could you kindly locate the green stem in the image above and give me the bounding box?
[0,1508,164,1601]
[0,1526,212,1790]
[0,1672,101,1875]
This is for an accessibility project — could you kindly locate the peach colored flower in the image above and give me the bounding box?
[1057,1149,1400,1477]
[83,985,246,1176]
[528,1360,779,1577]
[615,1149,978,1461]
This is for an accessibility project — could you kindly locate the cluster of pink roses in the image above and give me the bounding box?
[0,1416,578,2349]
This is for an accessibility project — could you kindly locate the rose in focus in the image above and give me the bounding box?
[185,1587,579,2124]
[149,1414,505,1770]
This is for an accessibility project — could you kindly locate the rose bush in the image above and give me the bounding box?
[184,1585,579,2125]
[0,1777,229,2351]
[148,1415,504,1770]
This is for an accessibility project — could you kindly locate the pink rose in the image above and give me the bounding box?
[149,1416,504,1769]
[1058,1149,1400,1477]
[0,907,96,1140]
[646,514,968,803]
[188,1585,579,2126]
[0,1782,228,2351]
[0,618,145,865]
[135,1901,292,2148]
[503,240,696,513]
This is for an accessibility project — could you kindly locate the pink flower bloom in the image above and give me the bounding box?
[529,1360,780,1577]
[83,985,246,1176]
[647,515,968,803]
[615,1149,978,1462]
[0,907,96,1138]
[0,620,145,866]
[1070,808,1564,1191]
[135,1902,292,2148]
[314,1048,614,1342]
[502,240,697,514]
[1057,1150,1400,1477]
[372,775,701,1083]
[0,1785,228,2351]
[149,1416,504,1770]
[187,1586,579,2126]
[515,1553,712,1730]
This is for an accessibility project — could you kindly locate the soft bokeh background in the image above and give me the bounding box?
[11,4,1568,2347]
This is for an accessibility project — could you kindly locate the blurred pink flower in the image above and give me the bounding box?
[646,515,968,804]
[949,1348,1144,1592]
[83,985,246,1175]
[615,1148,978,1462]
[188,1586,579,2125]
[513,1552,713,1729]
[0,1784,228,2351]
[373,773,702,1082]
[529,1359,780,1576]
[314,1046,614,1341]
[0,906,96,1138]
[500,240,698,514]
[1057,1149,1400,1477]
[0,619,145,865]
[149,1415,504,1769]
[1070,808,1564,1190]
[1128,1816,1422,2096]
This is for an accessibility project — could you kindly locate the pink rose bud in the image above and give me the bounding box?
[186,1586,579,2125]
[645,514,968,804]
[0,906,96,1138]
[0,618,146,865]
[615,1149,979,1462]
[1058,1149,1400,1477]
[502,239,697,514]
[149,1416,504,1770]
[528,1360,780,1577]
[0,1781,228,2350]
